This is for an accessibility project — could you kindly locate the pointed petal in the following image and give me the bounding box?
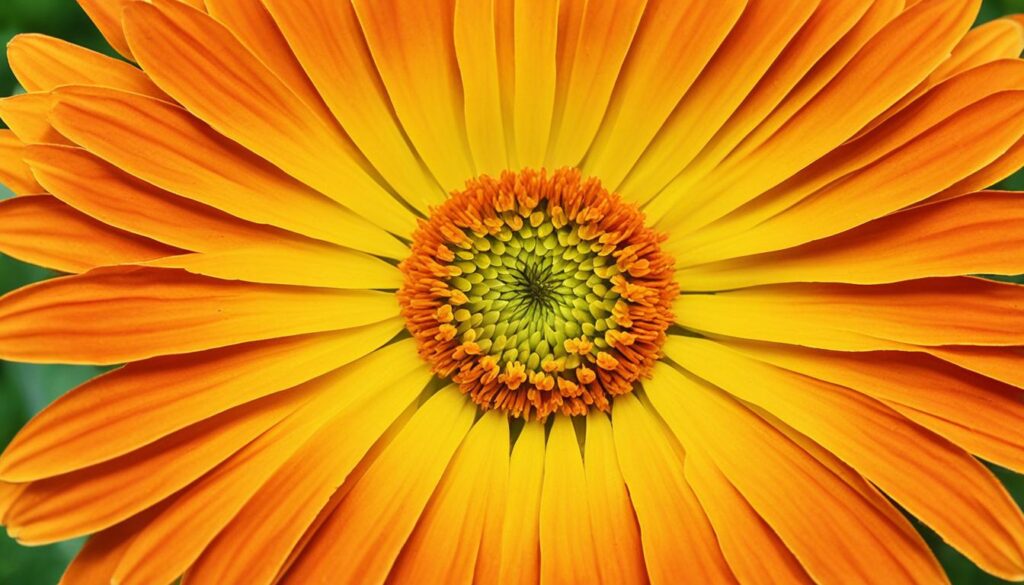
[0,325,404,482]
[0,266,398,364]
[8,34,166,98]
[0,195,178,273]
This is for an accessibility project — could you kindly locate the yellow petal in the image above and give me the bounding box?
[390,411,509,585]
[496,421,545,585]
[539,416,600,584]
[122,0,416,236]
[143,244,402,290]
[612,393,737,585]
[675,278,1024,351]
[453,0,512,175]
[7,34,166,98]
[0,324,405,482]
[279,385,476,584]
[510,0,558,168]
[46,87,407,258]
[0,195,178,274]
[666,336,1024,580]
[0,266,398,364]
[584,412,647,585]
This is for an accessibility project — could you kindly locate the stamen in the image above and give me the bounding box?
[399,168,678,419]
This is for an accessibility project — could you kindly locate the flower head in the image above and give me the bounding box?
[1,0,1024,583]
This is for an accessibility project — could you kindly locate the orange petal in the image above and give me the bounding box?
[0,130,42,195]
[672,59,1024,261]
[934,17,1024,81]
[0,481,26,524]
[854,17,1024,137]
[676,89,1024,264]
[612,393,737,585]
[0,93,70,145]
[656,0,883,204]
[115,347,429,585]
[5,386,311,545]
[682,451,814,585]
[666,336,1024,580]
[121,0,415,236]
[681,191,1024,289]
[495,421,545,585]
[280,385,476,584]
[720,339,1024,472]
[0,195,178,273]
[24,144,310,254]
[584,412,647,585]
[650,0,977,234]
[0,323,404,482]
[583,0,746,190]
[7,34,166,98]
[545,0,646,169]
[46,87,407,258]
[538,416,601,584]
[390,412,509,585]
[645,362,944,584]
[202,0,337,126]
[675,278,1024,351]
[263,0,445,211]
[59,507,164,585]
[76,0,136,60]
[351,0,475,191]
[621,0,818,204]
[0,266,398,364]
[929,346,1024,391]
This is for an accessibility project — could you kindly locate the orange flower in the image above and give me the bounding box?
[1,0,1024,583]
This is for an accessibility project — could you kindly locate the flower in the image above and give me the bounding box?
[1,0,1024,583]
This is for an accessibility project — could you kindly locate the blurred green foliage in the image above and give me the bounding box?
[0,0,1023,583]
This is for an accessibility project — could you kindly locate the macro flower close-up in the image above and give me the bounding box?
[2,0,1024,583]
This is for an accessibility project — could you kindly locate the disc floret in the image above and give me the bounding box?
[399,168,678,419]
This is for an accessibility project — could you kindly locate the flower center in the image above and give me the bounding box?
[399,168,678,419]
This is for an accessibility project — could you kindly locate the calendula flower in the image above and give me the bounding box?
[3,0,1024,582]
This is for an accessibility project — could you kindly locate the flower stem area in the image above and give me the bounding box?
[0,0,1022,583]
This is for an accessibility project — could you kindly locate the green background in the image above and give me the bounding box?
[1,0,1023,583]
